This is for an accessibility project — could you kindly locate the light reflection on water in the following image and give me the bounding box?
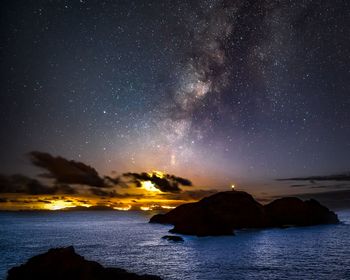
[0,210,349,280]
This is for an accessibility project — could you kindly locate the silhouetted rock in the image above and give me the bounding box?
[151,191,266,236]
[265,197,339,227]
[7,246,162,280]
[150,190,339,236]
[162,235,184,242]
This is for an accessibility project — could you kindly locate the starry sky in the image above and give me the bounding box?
[1,0,350,208]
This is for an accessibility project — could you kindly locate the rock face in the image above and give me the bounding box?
[265,197,339,227]
[150,191,339,236]
[7,246,162,280]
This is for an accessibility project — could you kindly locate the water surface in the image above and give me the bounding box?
[0,210,349,279]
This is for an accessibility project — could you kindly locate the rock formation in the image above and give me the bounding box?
[150,191,339,236]
[264,197,339,227]
[7,246,162,280]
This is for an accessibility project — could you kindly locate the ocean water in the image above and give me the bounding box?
[0,210,349,280]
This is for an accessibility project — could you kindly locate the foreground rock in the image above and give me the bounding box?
[150,191,339,236]
[162,235,184,242]
[7,246,162,280]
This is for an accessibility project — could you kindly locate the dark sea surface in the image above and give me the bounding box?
[0,210,349,280]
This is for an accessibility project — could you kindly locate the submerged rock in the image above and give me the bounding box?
[7,246,162,280]
[150,191,339,236]
[162,235,184,242]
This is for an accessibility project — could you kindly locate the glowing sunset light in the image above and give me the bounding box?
[46,200,75,210]
[113,205,132,211]
[231,184,235,190]
[139,204,176,211]
[161,205,176,209]
[141,181,161,192]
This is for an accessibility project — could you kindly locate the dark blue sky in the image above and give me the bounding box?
[1,0,349,191]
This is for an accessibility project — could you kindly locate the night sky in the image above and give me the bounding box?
[1,0,350,209]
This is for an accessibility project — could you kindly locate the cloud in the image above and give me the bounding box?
[8,199,32,204]
[104,176,129,188]
[77,199,90,204]
[289,184,308,188]
[309,183,350,190]
[88,187,120,197]
[37,199,51,204]
[1,151,196,201]
[121,172,192,193]
[0,174,76,195]
[87,187,145,199]
[278,172,350,182]
[29,151,107,188]
[288,190,350,210]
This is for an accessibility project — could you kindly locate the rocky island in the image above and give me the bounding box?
[150,190,339,236]
[7,246,162,280]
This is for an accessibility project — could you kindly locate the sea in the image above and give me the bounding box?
[0,210,349,280]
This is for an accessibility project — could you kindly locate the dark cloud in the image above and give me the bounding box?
[288,181,350,191]
[278,172,350,182]
[0,198,8,203]
[1,151,195,200]
[104,176,129,188]
[88,187,144,199]
[77,199,89,204]
[309,184,350,190]
[0,174,76,195]
[265,189,350,210]
[275,174,350,209]
[166,175,192,187]
[121,172,192,193]
[37,199,51,204]
[9,199,32,204]
[89,187,117,197]
[29,151,107,188]
[290,184,308,188]
[53,184,77,194]
[293,190,350,210]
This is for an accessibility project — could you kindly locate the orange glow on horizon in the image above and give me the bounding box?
[0,195,189,211]
[161,205,176,209]
[0,169,196,211]
[45,200,75,210]
[0,171,199,211]
[113,205,132,211]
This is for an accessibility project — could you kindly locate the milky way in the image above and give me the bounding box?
[1,0,349,191]
[155,1,235,169]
